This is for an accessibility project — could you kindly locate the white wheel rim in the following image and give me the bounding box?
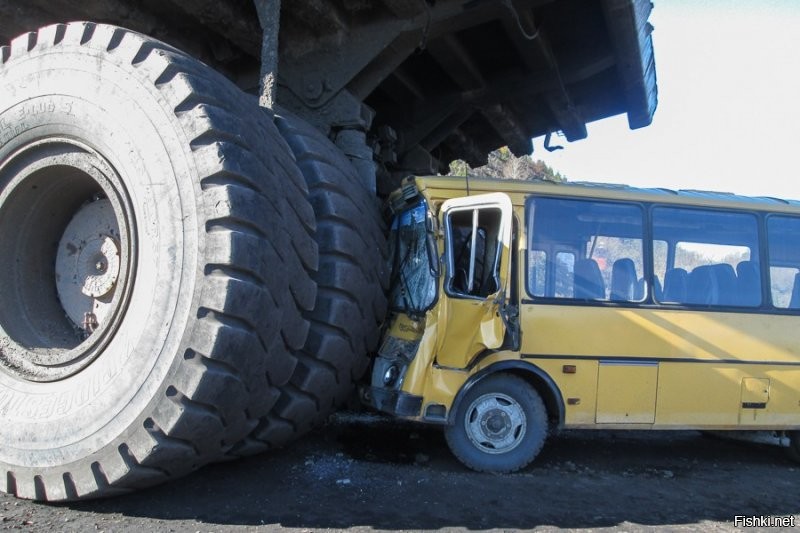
[56,199,121,334]
[464,391,527,455]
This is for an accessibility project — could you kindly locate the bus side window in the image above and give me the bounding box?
[554,251,575,298]
[527,196,645,302]
[790,273,800,308]
[767,216,800,309]
[653,207,761,308]
[528,250,547,297]
[574,258,605,299]
[610,258,638,301]
[736,261,761,307]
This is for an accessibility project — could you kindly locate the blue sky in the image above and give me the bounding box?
[536,0,800,199]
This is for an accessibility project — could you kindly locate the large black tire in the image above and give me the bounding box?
[229,112,389,453]
[445,374,548,473]
[0,23,316,501]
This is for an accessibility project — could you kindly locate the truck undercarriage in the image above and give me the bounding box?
[0,0,657,191]
[0,0,657,501]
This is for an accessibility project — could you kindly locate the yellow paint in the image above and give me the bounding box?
[741,378,770,405]
[596,363,658,424]
[655,363,741,426]
[388,313,425,341]
[399,313,439,394]
[423,366,469,409]
[411,175,800,216]
[534,359,598,424]
[521,305,800,363]
[434,297,504,368]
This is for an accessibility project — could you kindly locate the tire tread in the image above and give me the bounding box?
[0,22,317,501]
[229,112,388,453]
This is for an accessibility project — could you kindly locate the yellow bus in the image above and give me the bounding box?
[365,175,800,472]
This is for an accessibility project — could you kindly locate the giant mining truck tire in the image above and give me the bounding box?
[229,111,389,455]
[0,23,318,501]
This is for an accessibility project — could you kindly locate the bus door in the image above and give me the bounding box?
[434,193,514,369]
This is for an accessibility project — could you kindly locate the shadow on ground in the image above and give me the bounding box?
[10,414,800,530]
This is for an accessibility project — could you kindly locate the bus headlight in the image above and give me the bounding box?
[383,364,400,386]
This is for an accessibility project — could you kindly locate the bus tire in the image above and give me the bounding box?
[445,374,548,473]
[0,23,316,501]
[229,111,389,453]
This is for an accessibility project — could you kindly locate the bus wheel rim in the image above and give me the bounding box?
[464,392,527,455]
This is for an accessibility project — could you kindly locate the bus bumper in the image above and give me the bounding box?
[364,386,423,418]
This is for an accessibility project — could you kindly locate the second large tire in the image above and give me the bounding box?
[231,112,389,453]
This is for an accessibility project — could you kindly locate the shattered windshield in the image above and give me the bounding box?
[388,200,438,315]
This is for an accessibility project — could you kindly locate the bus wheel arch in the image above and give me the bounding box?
[444,372,548,472]
[448,361,565,429]
[443,362,564,473]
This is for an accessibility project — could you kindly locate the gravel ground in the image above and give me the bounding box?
[1,413,798,532]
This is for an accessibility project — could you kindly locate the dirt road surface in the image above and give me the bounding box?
[1,413,798,532]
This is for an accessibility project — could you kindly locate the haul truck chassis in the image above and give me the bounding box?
[0,0,657,500]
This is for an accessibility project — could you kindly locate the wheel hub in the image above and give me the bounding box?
[79,235,120,298]
[56,199,121,335]
[483,409,512,436]
[466,392,527,454]
[0,135,134,382]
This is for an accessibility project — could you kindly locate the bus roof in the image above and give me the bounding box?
[412,176,800,213]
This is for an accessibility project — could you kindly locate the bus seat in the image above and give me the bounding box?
[651,276,663,301]
[662,268,688,303]
[686,265,715,305]
[736,261,761,307]
[610,258,637,301]
[712,263,738,305]
[634,277,645,300]
[574,258,605,299]
[789,273,800,309]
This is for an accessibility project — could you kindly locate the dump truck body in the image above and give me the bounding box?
[0,1,659,500]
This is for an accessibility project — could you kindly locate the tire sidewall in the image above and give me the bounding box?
[0,41,200,468]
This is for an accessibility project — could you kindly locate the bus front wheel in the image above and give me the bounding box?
[445,374,548,473]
